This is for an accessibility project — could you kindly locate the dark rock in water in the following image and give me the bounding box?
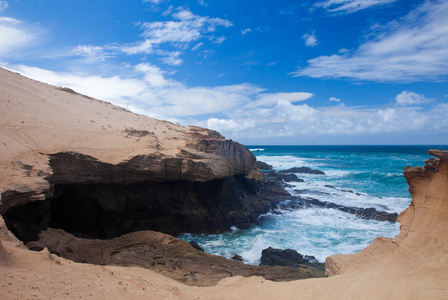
[262,171,304,186]
[261,247,308,267]
[293,189,332,196]
[279,197,398,223]
[260,247,325,273]
[279,167,325,175]
[278,173,304,182]
[189,241,204,252]
[256,161,273,171]
[232,254,244,262]
[27,228,324,287]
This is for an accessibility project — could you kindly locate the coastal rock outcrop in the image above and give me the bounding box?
[260,247,323,271]
[279,167,325,175]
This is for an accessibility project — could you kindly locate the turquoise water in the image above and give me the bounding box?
[179,145,447,264]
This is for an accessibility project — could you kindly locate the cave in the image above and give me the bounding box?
[3,174,283,243]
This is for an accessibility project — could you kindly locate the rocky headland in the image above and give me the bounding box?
[0,67,447,299]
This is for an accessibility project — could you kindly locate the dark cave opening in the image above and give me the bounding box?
[3,175,277,244]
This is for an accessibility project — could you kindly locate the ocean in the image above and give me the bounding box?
[178,145,447,264]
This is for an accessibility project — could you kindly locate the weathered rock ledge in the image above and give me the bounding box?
[25,227,322,287]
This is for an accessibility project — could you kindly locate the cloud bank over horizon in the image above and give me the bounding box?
[0,0,447,144]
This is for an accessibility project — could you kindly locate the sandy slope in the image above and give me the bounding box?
[1,67,447,299]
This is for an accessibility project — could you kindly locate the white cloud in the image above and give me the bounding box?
[303,32,319,47]
[245,92,313,108]
[395,90,430,106]
[205,101,446,140]
[295,1,448,82]
[0,17,37,55]
[241,28,252,35]
[71,45,113,62]
[0,1,8,12]
[314,0,397,14]
[329,97,340,103]
[134,63,176,88]
[121,39,154,55]
[192,42,203,51]
[132,8,232,52]
[142,0,161,5]
[209,36,226,44]
[155,50,183,66]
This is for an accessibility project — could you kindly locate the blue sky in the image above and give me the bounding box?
[1,0,447,145]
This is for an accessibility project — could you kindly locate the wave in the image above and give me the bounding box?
[249,148,265,152]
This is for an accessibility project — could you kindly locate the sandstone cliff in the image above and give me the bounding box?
[324,149,448,299]
[0,67,282,241]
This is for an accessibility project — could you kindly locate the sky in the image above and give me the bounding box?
[1,0,447,145]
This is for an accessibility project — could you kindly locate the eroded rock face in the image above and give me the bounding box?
[325,150,448,281]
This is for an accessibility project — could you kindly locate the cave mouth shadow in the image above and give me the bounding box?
[3,175,272,244]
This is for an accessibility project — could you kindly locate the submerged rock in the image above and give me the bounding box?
[279,167,325,175]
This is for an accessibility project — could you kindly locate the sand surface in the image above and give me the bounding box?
[1,67,447,299]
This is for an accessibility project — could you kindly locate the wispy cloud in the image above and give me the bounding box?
[294,1,448,82]
[0,17,39,55]
[278,5,298,15]
[241,28,252,36]
[0,1,8,12]
[71,45,114,62]
[66,7,232,66]
[142,0,161,5]
[303,31,319,47]
[314,0,397,14]
[132,7,231,50]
